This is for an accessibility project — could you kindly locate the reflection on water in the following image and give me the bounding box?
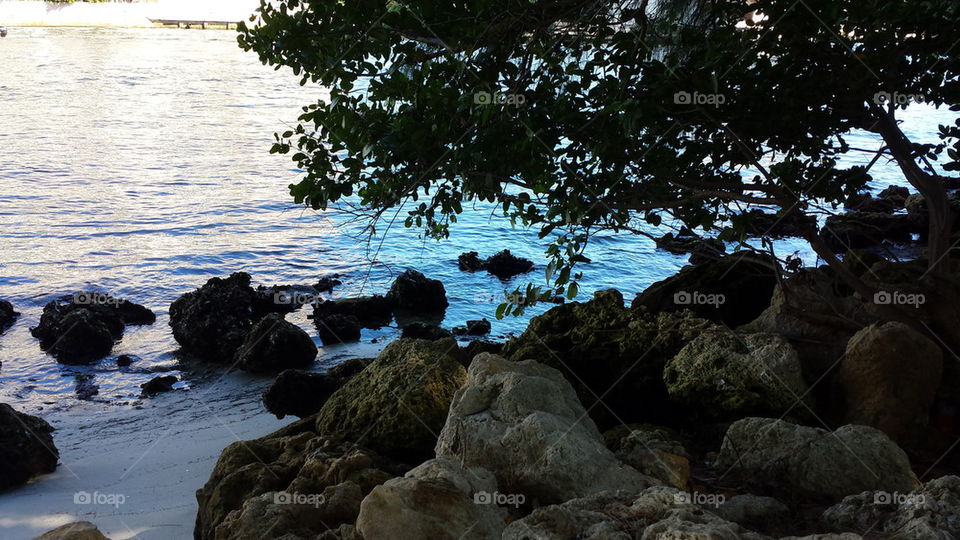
[0,28,949,411]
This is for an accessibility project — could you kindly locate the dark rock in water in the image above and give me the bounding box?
[655,228,726,263]
[75,375,100,400]
[878,185,910,209]
[823,212,918,251]
[401,322,452,341]
[738,209,816,238]
[387,270,448,313]
[845,193,897,214]
[462,340,503,361]
[262,358,371,419]
[141,375,177,395]
[0,300,20,334]
[312,274,343,293]
[458,251,485,272]
[504,289,715,429]
[313,295,393,328]
[235,313,317,372]
[315,314,362,345]
[632,254,778,327]
[113,299,157,325]
[0,403,59,490]
[116,354,137,367]
[485,249,534,279]
[169,273,270,361]
[452,318,491,336]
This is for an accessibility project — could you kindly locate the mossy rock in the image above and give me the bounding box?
[315,338,468,462]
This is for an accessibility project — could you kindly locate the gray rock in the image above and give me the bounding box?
[718,418,919,501]
[435,354,656,504]
[235,313,317,372]
[31,521,110,540]
[713,494,790,529]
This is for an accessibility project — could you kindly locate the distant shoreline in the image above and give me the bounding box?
[0,0,255,29]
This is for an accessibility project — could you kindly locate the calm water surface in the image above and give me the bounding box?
[0,28,949,412]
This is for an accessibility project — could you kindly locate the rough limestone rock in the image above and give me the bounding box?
[387,269,448,313]
[315,313,362,345]
[356,457,507,540]
[713,494,790,530]
[313,295,394,329]
[604,424,691,490]
[169,273,269,361]
[234,313,317,372]
[718,418,919,501]
[632,254,778,327]
[262,359,370,419]
[195,426,399,540]
[503,289,715,429]
[0,403,59,490]
[502,487,767,539]
[32,521,110,540]
[485,249,534,279]
[664,330,811,419]
[0,299,20,334]
[835,321,942,443]
[821,475,960,539]
[314,338,467,461]
[401,322,453,341]
[435,354,656,504]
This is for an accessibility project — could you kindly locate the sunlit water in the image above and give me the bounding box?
[0,28,951,413]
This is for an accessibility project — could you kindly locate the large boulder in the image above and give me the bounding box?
[262,359,370,419]
[32,522,110,540]
[485,249,534,279]
[314,338,467,461]
[0,299,19,334]
[313,295,393,329]
[387,270,448,313]
[502,487,767,539]
[0,403,59,491]
[435,354,656,504]
[603,424,691,490]
[356,457,508,539]
[718,418,919,502]
[664,330,811,420]
[503,289,715,429]
[834,322,942,443]
[195,426,400,540]
[632,254,778,327]
[169,273,269,361]
[234,313,317,372]
[821,475,960,539]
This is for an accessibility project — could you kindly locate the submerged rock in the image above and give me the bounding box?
[314,338,467,461]
[457,251,485,272]
[234,313,317,372]
[452,318,491,336]
[313,295,393,329]
[387,269,448,313]
[0,299,20,334]
[400,322,452,341]
[435,354,656,504]
[262,359,370,419]
[718,417,919,501]
[0,403,59,491]
[313,274,343,293]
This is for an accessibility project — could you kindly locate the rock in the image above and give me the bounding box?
[315,314,362,345]
[452,318,491,336]
[387,269,448,313]
[782,535,862,540]
[234,313,317,372]
[822,212,917,252]
[314,338,467,461]
[502,487,767,539]
[195,427,400,540]
[738,208,817,238]
[263,359,370,419]
[356,457,508,540]
[116,354,136,367]
[503,289,715,428]
[75,375,99,400]
[718,417,919,501]
[31,521,110,540]
[169,273,268,361]
[633,254,778,327]
[140,375,177,396]
[713,494,790,530]
[0,403,59,490]
[878,186,911,209]
[485,249,534,279]
[457,251,485,272]
[31,306,118,364]
[655,228,727,263]
[313,295,393,329]
[313,275,343,293]
[604,424,691,490]
[835,322,942,443]
[664,330,811,419]
[435,354,656,504]
[401,322,453,341]
[0,299,20,334]
[462,340,503,360]
[821,475,960,539]
[844,193,897,214]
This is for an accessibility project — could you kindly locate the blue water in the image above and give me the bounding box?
[0,27,950,411]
